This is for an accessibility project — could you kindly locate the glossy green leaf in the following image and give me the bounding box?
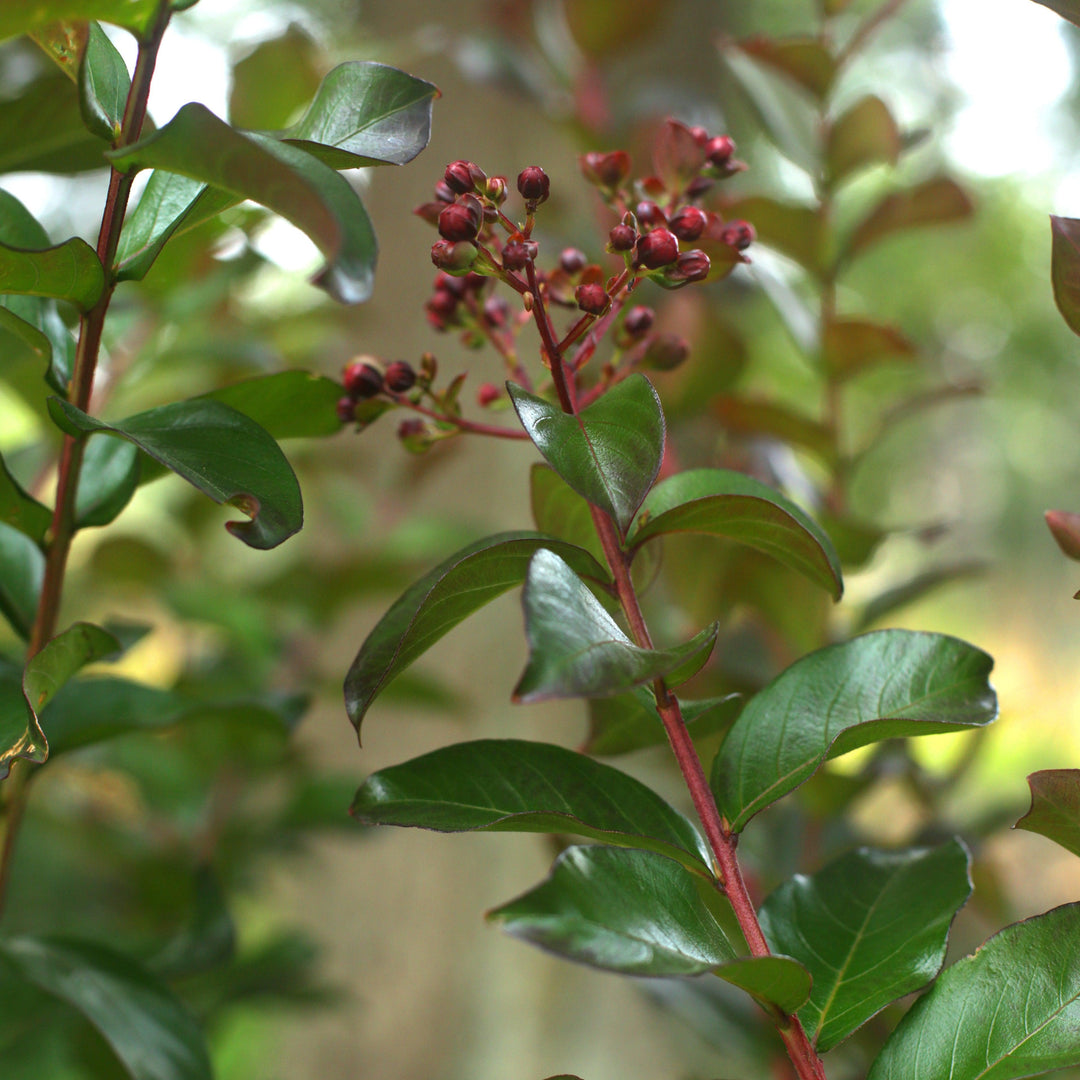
[712,630,997,832]
[1031,0,1080,27]
[846,177,973,261]
[0,292,75,396]
[586,685,741,756]
[1015,769,1080,857]
[508,375,664,534]
[826,95,901,187]
[868,902,1080,1080]
[78,21,129,141]
[107,103,377,303]
[712,396,837,466]
[1051,216,1080,337]
[351,738,711,874]
[760,841,972,1052]
[0,520,45,639]
[823,317,915,378]
[198,371,345,440]
[49,397,303,549]
[0,451,51,541]
[0,235,104,312]
[282,61,439,168]
[629,468,843,600]
[0,935,212,1080]
[734,36,836,100]
[714,955,812,1016]
[723,196,825,278]
[75,435,140,528]
[489,845,744,977]
[514,549,717,703]
[344,533,609,733]
[530,464,605,566]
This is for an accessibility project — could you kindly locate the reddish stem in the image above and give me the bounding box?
[392,396,529,440]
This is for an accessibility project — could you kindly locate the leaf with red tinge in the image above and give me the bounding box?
[734,36,837,100]
[712,396,837,466]
[49,397,302,550]
[1051,216,1080,337]
[826,95,901,187]
[823,317,915,378]
[846,177,973,260]
[1015,769,1080,858]
[1046,509,1080,560]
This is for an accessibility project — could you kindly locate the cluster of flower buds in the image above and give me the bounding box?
[336,356,419,424]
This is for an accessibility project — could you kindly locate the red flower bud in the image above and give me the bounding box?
[608,223,636,252]
[666,248,711,284]
[483,295,510,327]
[430,239,479,274]
[384,360,417,393]
[689,125,710,147]
[635,200,667,229]
[502,238,537,271]
[444,160,477,194]
[559,247,588,274]
[575,282,609,315]
[343,360,383,399]
[686,176,715,199]
[579,150,631,188]
[336,395,357,424]
[643,333,690,371]
[669,205,707,242]
[426,289,458,320]
[433,180,455,204]
[623,305,655,336]
[635,227,679,269]
[477,382,501,407]
[719,220,755,251]
[435,272,467,296]
[438,194,483,242]
[485,176,508,204]
[705,135,736,168]
[517,165,550,204]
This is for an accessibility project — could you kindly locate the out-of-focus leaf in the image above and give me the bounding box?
[734,36,837,100]
[1030,0,1080,27]
[629,468,843,600]
[1,1,163,40]
[29,21,89,79]
[826,95,901,187]
[712,395,837,466]
[0,451,51,541]
[530,464,605,566]
[344,533,609,734]
[0,520,45,639]
[1051,216,1080,337]
[149,867,237,979]
[586,685,741,756]
[49,397,303,550]
[0,236,104,312]
[823,317,915,378]
[0,935,213,1080]
[351,738,711,873]
[563,0,663,57]
[107,104,377,303]
[74,436,140,528]
[846,177,973,261]
[853,561,984,632]
[197,371,345,439]
[724,196,825,277]
[867,903,1080,1080]
[818,511,884,569]
[1015,769,1080,857]
[509,376,664,535]
[760,841,972,1052]
[749,250,820,354]
[283,61,439,168]
[1046,508,1080,560]
[514,549,717,702]
[228,25,321,131]
[78,21,129,142]
[488,845,744,976]
[712,630,997,832]
[652,118,706,192]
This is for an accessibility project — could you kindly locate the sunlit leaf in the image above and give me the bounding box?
[514,549,717,702]
[344,533,610,734]
[0,235,104,312]
[509,375,664,534]
[351,738,711,873]
[0,520,45,639]
[760,841,972,1051]
[629,468,843,600]
[49,397,303,549]
[826,95,901,187]
[712,630,997,832]
[197,371,345,440]
[1051,216,1080,337]
[846,177,973,261]
[78,20,129,141]
[0,451,52,541]
[1015,769,1080,858]
[488,845,744,976]
[0,0,164,40]
[868,903,1080,1080]
[29,20,89,79]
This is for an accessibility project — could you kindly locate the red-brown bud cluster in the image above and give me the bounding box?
[635,227,679,269]
[438,194,483,243]
[444,159,486,194]
[343,359,383,399]
[669,205,707,241]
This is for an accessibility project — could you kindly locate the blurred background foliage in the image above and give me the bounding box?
[3,0,1080,1077]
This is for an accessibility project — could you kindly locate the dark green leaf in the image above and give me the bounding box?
[0,935,213,1080]
[1051,216,1080,337]
[198,371,345,439]
[713,955,812,1016]
[75,435,140,528]
[351,738,711,874]
[712,396,837,466]
[227,25,322,131]
[149,867,236,979]
[0,236,104,312]
[1030,0,1080,27]
[0,451,52,541]
[712,630,997,832]
[78,21,129,141]
[826,95,901,187]
[344,533,610,734]
[1015,769,1080,857]
[107,103,377,303]
[488,845,744,977]
[868,903,1080,1080]
[586,686,741,756]
[846,177,973,261]
[734,36,837,100]
[514,549,717,703]
[723,196,825,277]
[629,468,843,600]
[530,464,605,567]
[760,841,972,1052]
[823,317,915,379]
[0,520,45,639]
[508,375,664,534]
[283,61,439,168]
[49,397,303,549]
[0,293,75,395]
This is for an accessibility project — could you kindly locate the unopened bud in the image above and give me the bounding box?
[431,239,479,275]
[705,135,736,168]
[384,360,417,393]
[502,238,537,271]
[444,160,477,194]
[579,150,631,188]
[623,305,655,336]
[517,165,550,204]
[1047,510,1080,561]
[486,175,508,204]
[343,359,384,399]
[719,220,755,251]
[635,200,667,229]
[643,333,690,371]
[575,282,610,315]
[336,395,356,424]
[477,382,501,407]
[559,247,588,274]
[669,205,707,242]
[635,227,679,269]
[438,194,484,242]
[608,223,636,252]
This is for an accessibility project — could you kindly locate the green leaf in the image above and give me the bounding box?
[0,520,45,639]
[0,236,104,312]
[868,903,1080,1080]
[846,177,973,261]
[826,95,901,187]
[0,935,213,1080]
[530,464,605,566]
[0,451,52,541]
[227,25,322,131]
[1051,216,1080,337]
[350,738,711,874]
[0,292,76,394]
[714,955,812,1016]
[712,395,837,466]
[712,630,997,832]
[514,549,717,703]
[586,686,741,756]
[107,103,378,303]
[508,375,664,534]
[75,435,140,528]
[282,61,439,168]
[733,36,837,100]
[78,21,129,141]
[488,845,744,977]
[822,317,915,379]
[1030,0,1080,27]
[629,468,843,601]
[1014,769,1080,858]
[198,371,346,439]
[29,20,89,80]
[760,841,972,1052]
[0,1,164,41]
[344,533,610,734]
[48,397,303,550]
